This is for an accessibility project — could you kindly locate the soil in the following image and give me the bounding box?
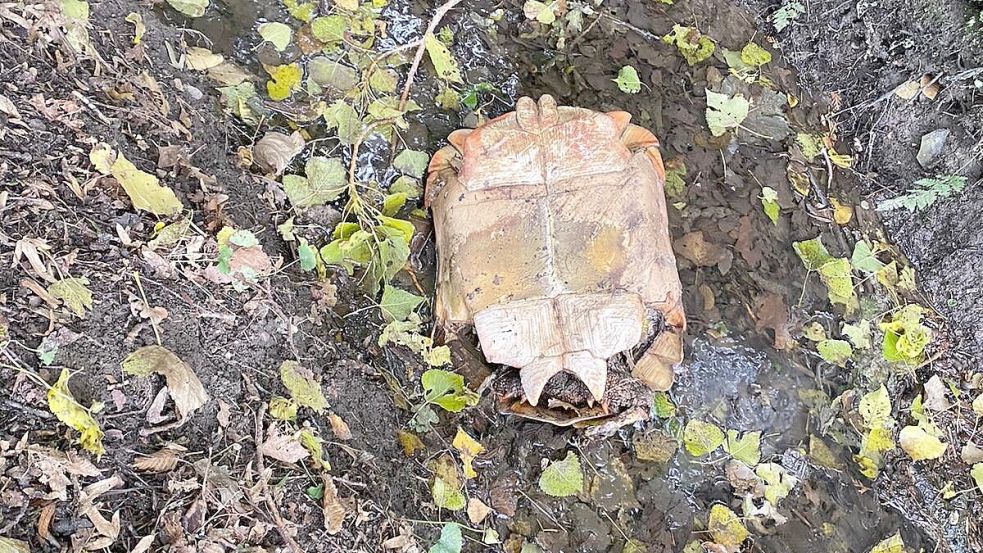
[0,0,981,552]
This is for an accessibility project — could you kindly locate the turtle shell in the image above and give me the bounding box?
[427,95,685,421]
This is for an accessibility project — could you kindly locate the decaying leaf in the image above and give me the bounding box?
[424,33,462,83]
[724,430,761,465]
[299,428,331,471]
[899,425,947,461]
[614,65,641,94]
[705,89,750,137]
[538,451,583,497]
[184,46,223,70]
[523,0,557,24]
[708,504,748,551]
[322,475,347,534]
[280,360,328,412]
[166,0,208,17]
[90,143,183,216]
[258,22,292,51]
[132,446,182,473]
[683,419,725,456]
[452,427,484,479]
[663,25,715,65]
[0,537,30,553]
[253,131,305,175]
[260,424,310,464]
[792,236,858,311]
[47,369,104,455]
[755,462,798,504]
[398,430,426,456]
[467,498,491,524]
[122,345,208,424]
[868,533,906,553]
[48,277,93,318]
[633,429,678,463]
[421,369,479,412]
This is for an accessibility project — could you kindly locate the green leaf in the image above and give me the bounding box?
[877,175,968,213]
[523,0,557,24]
[740,42,772,66]
[311,15,346,45]
[48,277,93,318]
[662,25,716,65]
[851,240,885,273]
[431,477,466,510]
[309,58,359,91]
[382,193,408,216]
[305,483,324,500]
[705,90,749,137]
[165,0,208,17]
[707,504,748,549]
[429,522,463,553]
[283,156,347,208]
[653,392,677,418]
[817,339,852,367]
[297,238,317,271]
[792,236,834,270]
[538,451,583,497]
[421,369,478,413]
[424,345,451,367]
[756,463,798,504]
[760,186,779,224]
[972,463,983,493]
[772,1,805,32]
[899,425,947,460]
[269,396,298,421]
[842,320,872,349]
[280,360,328,412]
[723,430,761,465]
[258,22,292,51]
[859,385,893,427]
[61,0,89,20]
[393,149,430,178]
[423,33,463,83]
[369,69,399,93]
[380,285,424,322]
[323,100,364,145]
[683,419,725,456]
[796,132,824,161]
[283,0,314,22]
[613,66,641,94]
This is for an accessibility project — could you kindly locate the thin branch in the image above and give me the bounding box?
[397,0,462,113]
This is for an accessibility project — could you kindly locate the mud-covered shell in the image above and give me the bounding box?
[427,95,685,411]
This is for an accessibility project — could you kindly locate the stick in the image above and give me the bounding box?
[397,0,462,113]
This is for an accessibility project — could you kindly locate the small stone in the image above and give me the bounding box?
[916,129,949,168]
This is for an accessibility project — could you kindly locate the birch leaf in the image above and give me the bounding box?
[424,33,462,83]
[47,368,104,455]
[538,451,583,497]
[705,90,749,137]
[48,277,93,318]
[280,360,328,412]
[258,22,292,51]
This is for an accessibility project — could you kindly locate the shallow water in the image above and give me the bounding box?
[173,0,934,550]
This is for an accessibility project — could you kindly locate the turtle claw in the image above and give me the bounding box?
[519,357,563,407]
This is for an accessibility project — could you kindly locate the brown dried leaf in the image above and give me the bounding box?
[259,425,309,464]
[466,497,491,524]
[322,475,347,535]
[674,231,733,274]
[122,345,209,424]
[329,413,352,440]
[253,131,305,175]
[753,293,792,350]
[133,448,181,473]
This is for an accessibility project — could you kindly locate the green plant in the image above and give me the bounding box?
[877,175,968,213]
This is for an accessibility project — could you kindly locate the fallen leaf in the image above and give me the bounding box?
[258,22,292,51]
[266,63,302,101]
[125,13,145,44]
[421,369,478,412]
[755,462,798,503]
[90,143,183,216]
[380,285,424,322]
[280,360,328,412]
[817,339,852,367]
[0,537,30,553]
[754,293,792,349]
[393,149,430,178]
[398,430,426,456]
[706,89,749,136]
[842,320,872,349]
[423,33,462,83]
[614,65,641,94]
[972,464,983,493]
[48,277,93,318]
[165,0,208,17]
[741,41,772,66]
[452,427,484,479]
[322,475,347,534]
[663,25,715,65]
[253,131,305,175]
[467,498,491,524]
[523,0,557,24]
[429,523,462,553]
[133,447,181,472]
[47,369,104,455]
[538,451,583,497]
[683,419,724,456]
[122,346,208,424]
[760,186,780,224]
[724,430,761,465]
[432,476,466,510]
[922,375,949,411]
[868,532,906,553]
[329,413,352,440]
[282,156,347,208]
[632,429,678,463]
[184,47,223,70]
[708,504,748,551]
[899,425,947,461]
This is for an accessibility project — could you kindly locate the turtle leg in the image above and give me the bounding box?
[424,128,471,207]
[633,299,686,391]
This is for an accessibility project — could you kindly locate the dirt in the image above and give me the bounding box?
[1,0,981,552]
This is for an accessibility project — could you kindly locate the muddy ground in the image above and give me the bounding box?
[1,0,982,552]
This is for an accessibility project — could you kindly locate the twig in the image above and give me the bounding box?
[132,271,161,346]
[71,90,112,125]
[397,0,462,113]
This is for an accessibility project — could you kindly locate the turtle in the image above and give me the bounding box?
[426,94,685,425]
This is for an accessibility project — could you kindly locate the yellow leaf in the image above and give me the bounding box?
[125,13,145,44]
[829,152,852,168]
[830,197,853,225]
[48,277,93,318]
[299,428,330,471]
[184,46,224,70]
[452,427,484,479]
[47,369,104,455]
[398,430,425,456]
[708,504,748,549]
[0,537,31,553]
[279,360,328,412]
[899,425,947,461]
[266,63,302,101]
[423,33,462,83]
[269,396,298,420]
[868,532,905,553]
[90,143,182,216]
